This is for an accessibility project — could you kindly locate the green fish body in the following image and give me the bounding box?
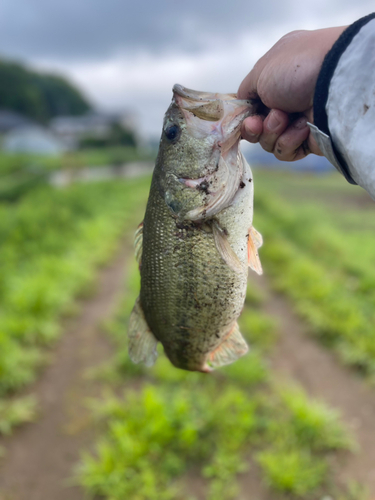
[129,85,262,372]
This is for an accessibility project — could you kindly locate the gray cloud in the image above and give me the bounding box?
[1,0,372,63]
[0,0,373,138]
[0,0,274,61]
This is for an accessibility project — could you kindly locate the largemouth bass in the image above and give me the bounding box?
[128,84,262,372]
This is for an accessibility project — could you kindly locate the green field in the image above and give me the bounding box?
[0,168,373,498]
[0,146,156,202]
[0,146,155,175]
[0,177,149,432]
[254,170,375,378]
[77,170,375,500]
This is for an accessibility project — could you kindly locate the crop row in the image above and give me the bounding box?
[0,146,154,175]
[0,177,150,432]
[255,188,375,379]
[78,257,355,500]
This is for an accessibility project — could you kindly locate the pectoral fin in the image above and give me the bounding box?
[248,226,263,275]
[250,226,263,249]
[212,220,244,274]
[128,296,158,367]
[134,222,143,268]
[205,323,248,369]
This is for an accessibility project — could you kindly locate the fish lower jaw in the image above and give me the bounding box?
[199,363,213,374]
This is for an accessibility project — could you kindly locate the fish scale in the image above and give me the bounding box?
[141,180,239,365]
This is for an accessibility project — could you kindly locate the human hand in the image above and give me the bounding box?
[238,27,347,161]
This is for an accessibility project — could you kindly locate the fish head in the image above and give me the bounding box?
[155,84,254,221]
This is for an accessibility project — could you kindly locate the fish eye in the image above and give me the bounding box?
[164,124,180,142]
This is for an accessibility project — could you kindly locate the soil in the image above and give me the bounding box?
[0,244,130,500]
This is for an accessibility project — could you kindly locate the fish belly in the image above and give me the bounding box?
[140,175,251,371]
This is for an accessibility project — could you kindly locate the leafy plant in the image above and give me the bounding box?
[257,448,326,496]
[253,175,375,378]
[0,395,37,435]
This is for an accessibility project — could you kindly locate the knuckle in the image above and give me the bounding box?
[260,138,274,153]
[276,136,288,150]
[281,29,306,42]
[274,141,295,161]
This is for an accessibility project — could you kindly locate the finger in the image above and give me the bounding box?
[259,109,289,153]
[306,132,324,156]
[241,115,264,143]
[273,117,310,161]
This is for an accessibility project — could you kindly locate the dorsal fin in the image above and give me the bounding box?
[128,296,158,367]
[134,222,143,268]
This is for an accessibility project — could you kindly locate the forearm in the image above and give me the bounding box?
[311,13,375,195]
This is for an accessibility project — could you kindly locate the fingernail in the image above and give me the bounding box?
[293,117,308,129]
[244,123,259,138]
[267,111,281,132]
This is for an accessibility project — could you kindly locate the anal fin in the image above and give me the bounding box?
[128,296,158,367]
[205,323,248,369]
[248,226,263,275]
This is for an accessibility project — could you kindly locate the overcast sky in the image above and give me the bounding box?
[0,0,373,138]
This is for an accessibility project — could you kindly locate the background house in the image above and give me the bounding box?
[3,124,66,155]
[0,109,32,134]
[50,111,138,150]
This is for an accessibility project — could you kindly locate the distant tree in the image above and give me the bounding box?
[108,123,137,147]
[79,122,137,149]
[33,74,91,117]
[0,60,91,122]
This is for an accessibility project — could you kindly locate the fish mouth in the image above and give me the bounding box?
[173,84,252,125]
[171,84,254,221]
[173,84,237,102]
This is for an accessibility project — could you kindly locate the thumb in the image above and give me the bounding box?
[237,57,267,100]
[237,70,259,100]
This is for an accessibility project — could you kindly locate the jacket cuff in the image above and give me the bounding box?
[313,13,375,185]
[307,123,354,182]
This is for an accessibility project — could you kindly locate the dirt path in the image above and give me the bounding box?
[0,244,130,500]
[251,273,375,496]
